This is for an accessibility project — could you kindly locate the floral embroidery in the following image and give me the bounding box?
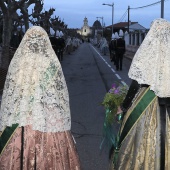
[129,18,170,97]
[0,26,71,132]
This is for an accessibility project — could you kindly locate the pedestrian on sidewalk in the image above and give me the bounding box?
[0,26,81,170]
[65,36,73,55]
[115,30,126,71]
[109,33,116,64]
[55,30,63,61]
[58,31,66,61]
[111,18,170,170]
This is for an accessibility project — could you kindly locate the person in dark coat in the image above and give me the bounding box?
[58,31,65,61]
[109,33,117,64]
[49,31,61,61]
[49,36,57,55]
[115,30,126,71]
[55,30,62,61]
[10,31,20,48]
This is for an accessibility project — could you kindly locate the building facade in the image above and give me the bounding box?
[77,17,92,37]
[106,21,149,53]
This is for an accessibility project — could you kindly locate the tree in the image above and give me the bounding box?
[31,0,43,26]
[0,0,42,69]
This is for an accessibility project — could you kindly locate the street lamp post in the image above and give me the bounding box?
[96,16,103,37]
[102,3,114,35]
[161,0,164,18]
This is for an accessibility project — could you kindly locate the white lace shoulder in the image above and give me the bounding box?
[128,18,170,97]
[0,26,71,132]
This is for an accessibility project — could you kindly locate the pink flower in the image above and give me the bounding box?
[112,83,117,88]
[114,89,119,94]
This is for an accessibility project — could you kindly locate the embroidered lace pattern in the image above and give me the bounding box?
[128,18,170,97]
[0,26,71,132]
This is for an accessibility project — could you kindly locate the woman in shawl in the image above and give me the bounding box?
[111,18,170,170]
[0,26,81,170]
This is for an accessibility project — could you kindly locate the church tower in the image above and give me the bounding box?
[84,17,88,26]
[77,17,92,36]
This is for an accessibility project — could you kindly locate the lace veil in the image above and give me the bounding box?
[128,18,170,97]
[0,26,71,132]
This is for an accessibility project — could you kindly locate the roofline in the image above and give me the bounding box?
[106,22,138,28]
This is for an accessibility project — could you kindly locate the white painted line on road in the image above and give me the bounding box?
[72,135,76,144]
[111,68,115,73]
[121,81,127,86]
[91,45,125,84]
[115,74,121,79]
[91,45,102,57]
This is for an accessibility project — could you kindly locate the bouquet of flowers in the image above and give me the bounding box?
[102,83,128,124]
[100,82,128,151]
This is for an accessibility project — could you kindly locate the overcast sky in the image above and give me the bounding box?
[43,0,170,29]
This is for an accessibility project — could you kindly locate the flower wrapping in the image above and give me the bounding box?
[100,83,128,152]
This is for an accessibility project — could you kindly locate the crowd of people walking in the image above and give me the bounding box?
[110,30,126,71]
[49,31,82,62]
[1,18,170,170]
[92,29,126,71]
[65,36,82,55]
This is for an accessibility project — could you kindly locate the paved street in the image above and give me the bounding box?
[61,42,132,170]
[0,42,133,170]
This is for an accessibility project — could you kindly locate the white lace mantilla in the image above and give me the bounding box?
[0,26,71,132]
[128,18,170,97]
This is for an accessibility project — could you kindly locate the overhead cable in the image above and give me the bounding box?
[130,0,168,10]
[118,9,128,22]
